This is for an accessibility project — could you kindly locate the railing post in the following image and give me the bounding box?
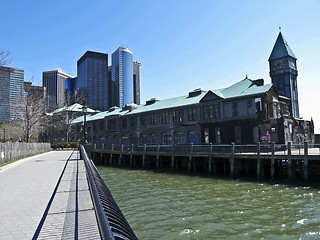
[171,144,175,170]
[208,143,212,174]
[230,142,235,178]
[188,143,193,172]
[271,142,275,181]
[130,144,134,165]
[304,141,308,184]
[110,144,114,165]
[287,141,293,180]
[257,142,261,180]
[156,144,160,169]
[142,144,146,168]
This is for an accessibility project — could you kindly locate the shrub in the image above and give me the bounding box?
[51,142,79,149]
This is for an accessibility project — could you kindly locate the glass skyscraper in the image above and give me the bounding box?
[112,47,133,107]
[0,66,25,123]
[77,51,109,111]
[65,77,77,106]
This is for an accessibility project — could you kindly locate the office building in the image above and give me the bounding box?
[65,77,77,106]
[133,60,141,105]
[77,51,109,111]
[111,47,134,108]
[0,66,25,123]
[24,82,46,100]
[43,69,74,112]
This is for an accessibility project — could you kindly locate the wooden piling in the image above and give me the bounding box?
[287,141,293,180]
[110,144,114,165]
[142,144,146,168]
[119,144,124,165]
[208,143,212,174]
[130,144,133,165]
[304,141,308,183]
[230,142,235,177]
[271,142,275,181]
[257,142,261,180]
[156,144,160,169]
[188,143,193,172]
[171,145,175,170]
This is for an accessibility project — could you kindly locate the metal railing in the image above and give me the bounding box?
[94,142,320,156]
[80,145,138,240]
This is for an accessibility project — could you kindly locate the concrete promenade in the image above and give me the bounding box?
[0,150,100,239]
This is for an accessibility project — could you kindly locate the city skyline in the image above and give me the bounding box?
[1,1,319,132]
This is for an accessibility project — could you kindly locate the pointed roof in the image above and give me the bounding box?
[269,32,296,61]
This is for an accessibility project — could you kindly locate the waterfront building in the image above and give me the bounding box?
[77,51,109,111]
[0,66,25,123]
[64,77,77,106]
[42,69,74,112]
[111,47,134,108]
[269,32,299,118]
[70,77,313,145]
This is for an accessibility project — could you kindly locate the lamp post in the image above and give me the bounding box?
[3,129,5,143]
[82,106,88,144]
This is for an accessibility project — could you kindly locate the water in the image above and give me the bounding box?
[97,166,320,239]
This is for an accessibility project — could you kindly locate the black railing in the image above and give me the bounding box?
[80,145,138,240]
[94,142,320,156]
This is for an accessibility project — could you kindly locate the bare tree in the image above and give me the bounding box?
[13,92,47,142]
[0,49,10,67]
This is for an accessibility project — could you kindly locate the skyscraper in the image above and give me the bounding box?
[77,51,109,111]
[269,32,299,118]
[43,69,74,112]
[111,47,134,108]
[64,77,77,106]
[0,66,25,123]
[133,60,141,105]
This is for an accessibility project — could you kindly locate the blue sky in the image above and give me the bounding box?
[1,0,320,132]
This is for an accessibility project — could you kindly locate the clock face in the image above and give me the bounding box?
[273,59,285,70]
[289,61,295,69]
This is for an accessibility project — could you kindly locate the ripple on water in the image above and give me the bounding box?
[97,166,320,239]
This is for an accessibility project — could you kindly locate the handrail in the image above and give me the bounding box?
[80,145,138,240]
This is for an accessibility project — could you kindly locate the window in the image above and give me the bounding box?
[100,121,104,130]
[232,102,238,117]
[203,105,220,119]
[161,112,169,124]
[130,117,137,128]
[188,108,197,121]
[150,114,158,125]
[93,122,96,131]
[214,104,220,118]
[247,100,252,115]
[174,131,186,144]
[255,98,262,113]
[108,119,117,130]
[173,110,184,122]
[161,132,172,145]
[121,118,127,128]
[203,106,209,119]
[204,128,209,143]
[140,115,146,126]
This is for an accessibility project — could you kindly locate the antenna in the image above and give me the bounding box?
[279,26,281,32]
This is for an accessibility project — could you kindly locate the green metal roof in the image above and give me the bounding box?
[71,78,273,123]
[218,78,272,99]
[48,103,97,116]
[269,32,296,60]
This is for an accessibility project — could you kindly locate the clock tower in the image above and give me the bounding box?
[269,32,299,118]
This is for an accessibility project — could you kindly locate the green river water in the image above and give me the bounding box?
[97,166,320,239]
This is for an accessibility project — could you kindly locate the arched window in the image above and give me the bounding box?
[174,131,186,144]
[121,134,130,145]
[150,132,159,145]
[130,133,138,145]
[140,133,148,145]
[161,132,172,145]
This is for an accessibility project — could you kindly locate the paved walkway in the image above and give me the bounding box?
[0,150,100,240]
